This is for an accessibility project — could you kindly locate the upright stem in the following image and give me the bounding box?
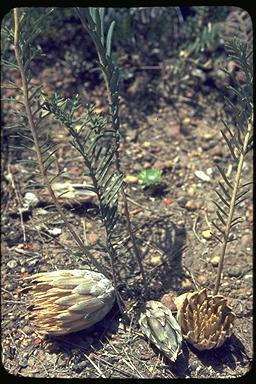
[214,116,252,295]
[13,9,106,276]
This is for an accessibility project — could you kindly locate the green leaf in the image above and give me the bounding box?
[89,8,97,24]
[235,196,248,207]
[106,20,115,58]
[103,175,123,206]
[216,164,233,189]
[44,156,57,171]
[211,220,225,236]
[210,231,223,243]
[235,188,250,201]
[216,210,226,227]
[212,200,228,218]
[215,190,230,208]
[230,219,243,229]
[218,181,230,199]
[42,148,59,165]
[99,8,105,46]
[220,129,237,161]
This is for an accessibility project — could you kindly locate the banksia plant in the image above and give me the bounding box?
[211,38,253,295]
[26,270,115,336]
[174,288,235,351]
[9,8,105,275]
[139,301,183,362]
[75,7,149,298]
[171,38,252,352]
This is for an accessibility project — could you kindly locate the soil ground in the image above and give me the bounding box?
[1,16,253,379]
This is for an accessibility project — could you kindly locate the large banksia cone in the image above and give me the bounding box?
[174,288,235,351]
[25,269,115,336]
[139,300,183,362]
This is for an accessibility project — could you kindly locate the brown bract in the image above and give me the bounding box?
[174,288,235,350]
[25,269,115,336]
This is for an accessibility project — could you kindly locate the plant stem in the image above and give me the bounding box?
[214,115,253,295]
[13,8,106,276]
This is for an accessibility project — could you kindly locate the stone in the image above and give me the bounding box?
[187,186,196,196]
[227,267,241,278]
[181,278,193,289]
[153,160,173,171]
[197,275,208,285]
[202,229,212,240]
[244,274,253,280]
[160,293,177,311]
[148,255,162,267]
[125,175,138,184]
[241,233,252,247]
[185,200,197,211]
[210,256,220,267]
[142,141,152,149]
[7,260,18,269]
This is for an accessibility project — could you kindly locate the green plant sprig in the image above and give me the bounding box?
[12,8,106,276]
[212,39,253,295]
[41,91,130,314]
[138,169,163,189]
[75,7,149,298]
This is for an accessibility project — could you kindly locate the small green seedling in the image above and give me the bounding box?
[138,169,163,189]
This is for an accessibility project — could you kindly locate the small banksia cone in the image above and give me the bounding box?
[174,288,235,351]
[25,269,115,336]
[139,300,183,362]
[39,182,97,205]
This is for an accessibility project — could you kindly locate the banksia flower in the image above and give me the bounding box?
[174,288,235,351]
[26,269,115,336]
[139,300,183,362]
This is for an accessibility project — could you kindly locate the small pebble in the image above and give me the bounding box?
[181,278,193,289]
[148,255,162,267]
[187,186,196,196]
[194,170,211,182]
[244,274,253,280]
[153,281,163,290]
[197,275,208,285]
[125,175,138,184]
[5,283,16,291]
[241,233,252,247]
[211,256,220,267]
[48,227,62,236]
[27,259,39,267]
[24,192,39,208]
[142,141,151,149]
[153,159,173,170]
[185,200,197,211]
[227,267,241,278]
[7,260,18,269]
[202,229,212,240]
[160,293,177,311]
